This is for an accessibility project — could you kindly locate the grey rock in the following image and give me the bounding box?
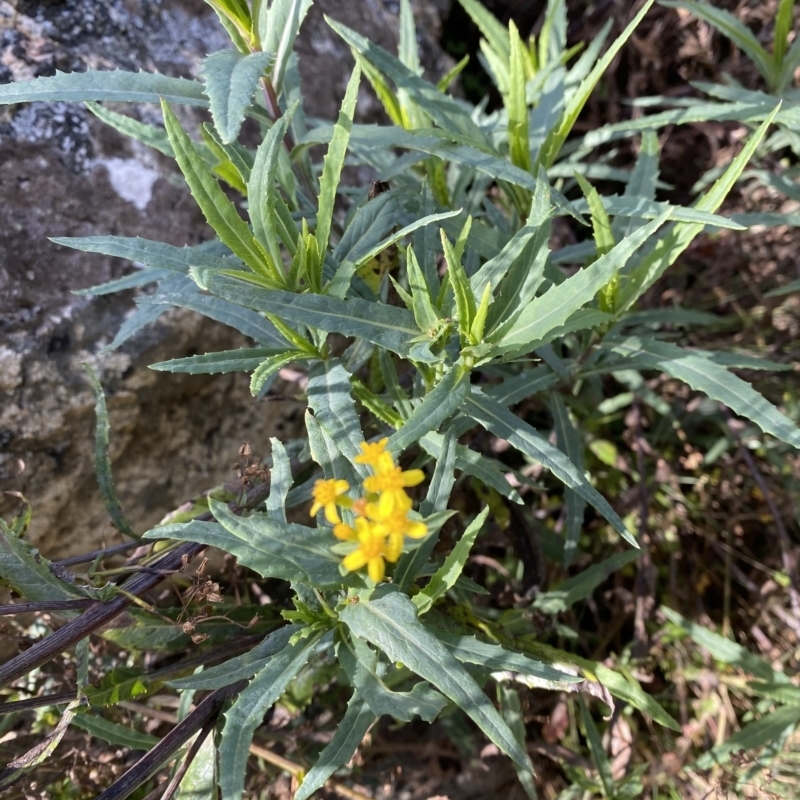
[0,0,451,557]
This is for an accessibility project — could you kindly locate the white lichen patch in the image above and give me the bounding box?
[0,346,23,393]
[97,157,160,211]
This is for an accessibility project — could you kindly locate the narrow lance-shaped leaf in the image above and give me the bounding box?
[414,506,490,614]
[493,211,669,354]
[161,100,274,279]
[535,0,656,169]
[219,632,327,800]
[507,20,531,172]
[465,388,636,546]
[293,691,377,800]
[247,110,293,268]
[340,590,534,774]
[547,393,586,566]
[0,69,207,106]
[149,347,287,376]
[307,360,367,476]
[84,366,136,539]
[316,63,362,271]
[610,336,800,449]
[619,107,778,310]
[200,50,274,144]
[205,272,422,359]
[388,363,470,454]
[660,0,776,88]
[326,16,490,147]
[266,438,292,524]
[458,0,511,63]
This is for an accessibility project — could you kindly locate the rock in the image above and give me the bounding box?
[0,0,452,558]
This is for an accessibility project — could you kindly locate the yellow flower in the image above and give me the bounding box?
[310,479,350,524]
[340,518,400,583]
[363,462,425,513]
[366,500,428,539]
[354,438,391,466]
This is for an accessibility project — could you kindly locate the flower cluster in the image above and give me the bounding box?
[310,439,428,583]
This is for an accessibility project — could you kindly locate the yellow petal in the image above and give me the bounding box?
[385,531,404,562]
[310,501,322,517]
[405,519,428,539]
[343,549,368,572]
[401,468,425,487]
[324,503,341,524]
[333,523,356,541]
[367,557,385,583]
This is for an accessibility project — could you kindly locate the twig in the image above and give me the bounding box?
[54,541,142,567]
[0,599,96,616]
[249,742,374,800]
[94,680,246,800]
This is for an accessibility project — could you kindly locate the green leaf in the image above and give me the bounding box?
[148,507,346,589]
[294,692,377,800]
[464,388,635,546]
[492,212,669,354]
[205,273,421,358]
[136,289,286,346]
[307,360,367,475]
[340,590,534,774]
[170,626,296,692]
[0,69,207,107]
[50,235,244,274]
[170,625,302,690]
[579,696,615,798]
[613,130,659,241]
[389,363,470,454]
[262,0,313,93]
[0,505,93,603]
[219,632,327,800]
[660,0,776,88]
[547,393,585,566]
[394,431,458,591]
[84,365,136,539]
[441,228,477,340]
[406,246,440,333]
[316,63,361,266]
[266,438,292,524]
[471,173,552,298]
[661,607,786,683]
[326,17,490,147]
[85,101,174,156]
[498,684,537,800]
[433,631,578,683]
[420,432,523,504]
[72,713,158,751]
[458,0,510,63]
[247,111,293,267]
[150,347,286,375]
[507,21,531,172]
[161,100,274,279]
[534,550,640,614]
[201,50,274,144]
[85,667,153,707]
[695,704,800,770]
[306,410,361,491]
[618,107,779,310]
[571,196,743,230]
[73,268,172,297]
[574,173,614,259]
[176,728,217,800]
[610,336,800,449]
[414,506,489,614]
[338,634,447,722]
[535,0,656,168]
[250,351,306,395]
